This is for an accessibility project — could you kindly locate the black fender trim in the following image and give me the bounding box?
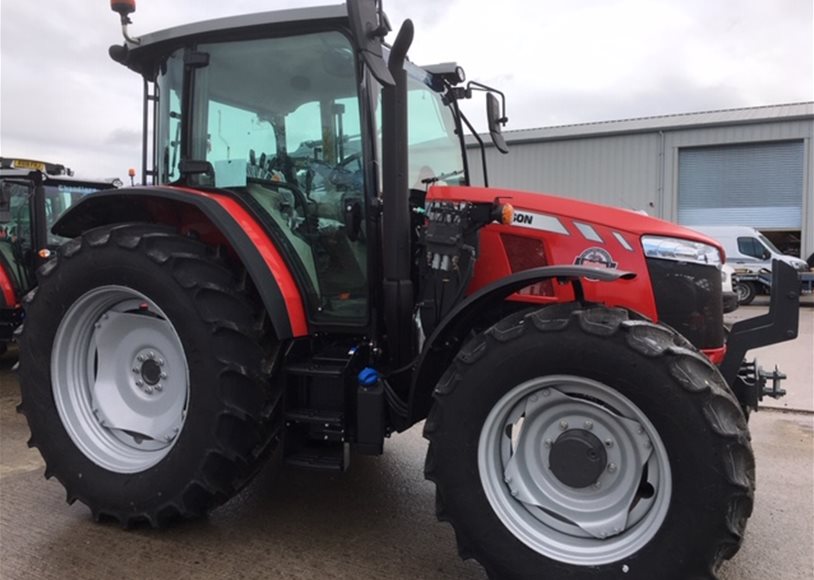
[404,266,636,427]
[720,260,800,406]
[53,187,295,339]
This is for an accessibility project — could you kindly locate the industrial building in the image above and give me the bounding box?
[468,102,814,260]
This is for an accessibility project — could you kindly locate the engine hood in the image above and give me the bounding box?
[428,185,724,252]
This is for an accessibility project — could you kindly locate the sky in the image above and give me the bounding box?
[1,0,812,182]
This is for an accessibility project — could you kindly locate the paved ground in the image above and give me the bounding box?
[1,302,812,579]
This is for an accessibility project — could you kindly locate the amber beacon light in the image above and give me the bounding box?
[111,0,136,21]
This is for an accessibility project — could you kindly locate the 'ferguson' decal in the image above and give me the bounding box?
[510,210,569,235]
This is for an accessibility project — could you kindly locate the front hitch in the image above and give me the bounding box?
[720,260,800,411]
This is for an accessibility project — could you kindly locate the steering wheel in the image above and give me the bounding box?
[306,153,363,191]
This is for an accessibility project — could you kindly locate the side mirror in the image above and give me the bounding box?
[347,0,395,87]
[487,92,509,154]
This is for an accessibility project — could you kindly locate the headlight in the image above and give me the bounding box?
[642,236,722,266]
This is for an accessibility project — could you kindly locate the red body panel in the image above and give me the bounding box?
[166,187,309,337]
[0,263,17,307]
[427,185,726,326]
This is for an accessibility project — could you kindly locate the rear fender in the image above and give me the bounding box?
[53,186,308,339]
[405,266,636,427]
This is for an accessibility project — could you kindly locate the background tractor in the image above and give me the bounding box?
[18,1,800,578]
[0,157,118,351]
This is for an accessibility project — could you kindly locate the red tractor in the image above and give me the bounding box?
[18,2,799,578]
[0,158,119,351]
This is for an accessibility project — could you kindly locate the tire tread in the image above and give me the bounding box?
[19,223,282,527]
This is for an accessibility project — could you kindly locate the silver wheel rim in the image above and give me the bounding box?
[51,285,190,474]
[478,375,671,566]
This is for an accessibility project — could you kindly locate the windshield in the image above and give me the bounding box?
[757,233,782,255]
[404,63,466,187]
[372,62,465,189]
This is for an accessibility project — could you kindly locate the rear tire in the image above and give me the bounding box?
[19,224,282,526]
[424,305,754,580]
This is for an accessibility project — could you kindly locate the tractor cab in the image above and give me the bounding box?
[0,158,118,343]
[105,3,505,332]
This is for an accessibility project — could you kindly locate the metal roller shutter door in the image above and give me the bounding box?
[677,140,804,228]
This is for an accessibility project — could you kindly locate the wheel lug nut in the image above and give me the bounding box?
[155,384,163,392]
[144,386,154,394]
[605,439,614,448]
[160,372,167,379]
[559,421,568,430]
[544,438,553,448]
[135,380,143,387]
[158,359,165,366]
[584,420,593,430]
[529,394,538,402]
[148,351,155,359]
[137,355,145,362]
[637,426,645,434]
[132,368,139,373]
[542,389,551,397]
[608,463,617,473]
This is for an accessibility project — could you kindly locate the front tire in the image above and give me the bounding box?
[19,224,282,526]
[424,305,754,580]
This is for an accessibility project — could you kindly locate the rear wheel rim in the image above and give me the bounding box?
[478,375,671,566]
[51,285,190,474]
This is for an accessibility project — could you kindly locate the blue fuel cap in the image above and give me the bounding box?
[358,367,379,386]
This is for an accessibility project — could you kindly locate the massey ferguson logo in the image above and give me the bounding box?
[513,212,533,225]
[574,247,617,269]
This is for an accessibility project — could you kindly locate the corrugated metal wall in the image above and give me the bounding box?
[677,140,804,228]
[467,118,814,258]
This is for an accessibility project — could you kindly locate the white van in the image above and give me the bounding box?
[691,226,809,272]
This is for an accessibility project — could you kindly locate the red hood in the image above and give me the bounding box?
[429,185,723,253]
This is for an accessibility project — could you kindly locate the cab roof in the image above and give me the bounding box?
[127,4,347,54]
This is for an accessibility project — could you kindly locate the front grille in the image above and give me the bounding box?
[646,258,724,349]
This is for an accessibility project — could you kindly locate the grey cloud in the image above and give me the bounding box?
[105,128,143,149]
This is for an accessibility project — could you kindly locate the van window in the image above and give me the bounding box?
[737,237,767,259]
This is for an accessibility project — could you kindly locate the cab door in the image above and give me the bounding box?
[174,31,371,326]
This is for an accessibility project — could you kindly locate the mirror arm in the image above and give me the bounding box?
[457,108,489,188]
[467,81,508,125]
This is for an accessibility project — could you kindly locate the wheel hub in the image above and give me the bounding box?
[141,359,162,385]
[132,349,167,394]
[549,429,607,488]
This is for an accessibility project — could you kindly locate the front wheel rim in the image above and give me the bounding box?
[478,375,672,566]
[51,285,190,474]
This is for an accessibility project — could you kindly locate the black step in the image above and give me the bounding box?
[285,408,343,425]
[285,442,349,472]
[284,361,345,378]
